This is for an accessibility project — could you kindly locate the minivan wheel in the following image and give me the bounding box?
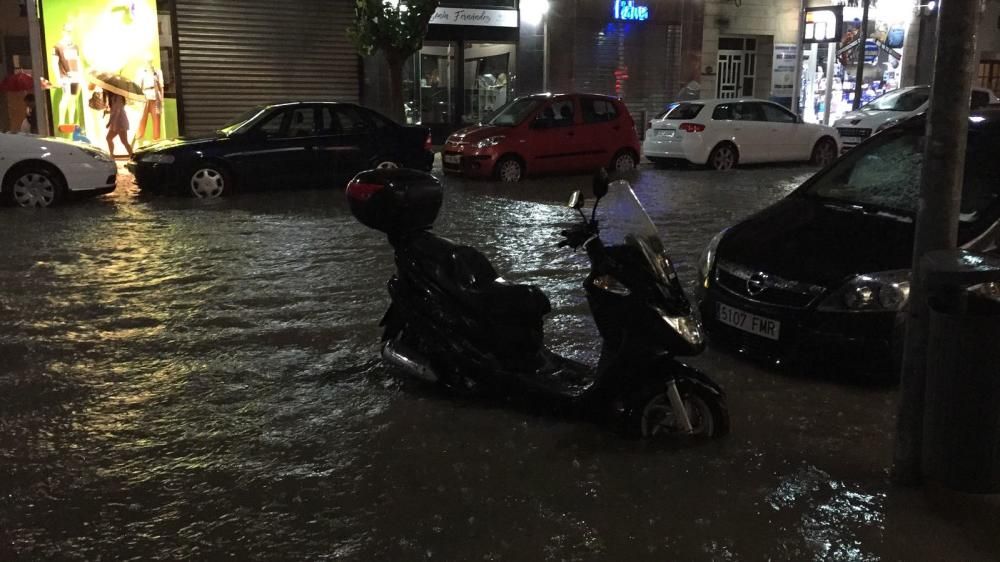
[811,137,838,167]
[707,143,738,171]
[495,156,524,183]
[612,150,637,172]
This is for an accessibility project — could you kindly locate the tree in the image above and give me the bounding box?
[348,0,440,122]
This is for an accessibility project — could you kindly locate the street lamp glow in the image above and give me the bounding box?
[521,0,549,25]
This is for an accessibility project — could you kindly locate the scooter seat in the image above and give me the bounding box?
[406,233,551,322]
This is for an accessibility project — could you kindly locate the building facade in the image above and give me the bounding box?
[0,0,30,132]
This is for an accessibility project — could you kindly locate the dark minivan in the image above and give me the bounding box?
[697,107,1000,375]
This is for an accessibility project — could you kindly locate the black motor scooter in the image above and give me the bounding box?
[347,168,729,438]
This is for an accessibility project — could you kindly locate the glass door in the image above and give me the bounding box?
[462,42,516,124]
[404,41,455,126]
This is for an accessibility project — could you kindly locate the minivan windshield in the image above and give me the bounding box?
[488,98,542,126]
[802,127,1000,221]
[866,87,930,112]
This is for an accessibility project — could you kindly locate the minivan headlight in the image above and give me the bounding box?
[476,136,505,149]
[697,229,727,289]
[818,270,911,312]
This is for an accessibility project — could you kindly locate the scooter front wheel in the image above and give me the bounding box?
[626,380,730,439]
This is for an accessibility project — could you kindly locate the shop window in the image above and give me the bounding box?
[582,99,618,124]
[978,61,1000,97]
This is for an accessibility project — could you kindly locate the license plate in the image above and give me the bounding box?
[444,154,461,164]
[655,129,675,138]
[717,303,781,341]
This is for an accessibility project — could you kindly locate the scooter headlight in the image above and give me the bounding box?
[593,274,630,296]
[661,313,704,346]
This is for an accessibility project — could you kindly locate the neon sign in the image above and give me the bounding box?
[613,0,649,21]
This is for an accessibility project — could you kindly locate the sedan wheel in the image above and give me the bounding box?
[708,144,737,171]
[11,169,62,208]
[496,157,523,183]
[811,138,837,167]
[189,167,227,199]
[613,151,637,172]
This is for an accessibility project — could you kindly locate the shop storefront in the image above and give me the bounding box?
[363,0,523,143]
[797,0,915,125]
[32,0,178,153]
[546,0,703,126]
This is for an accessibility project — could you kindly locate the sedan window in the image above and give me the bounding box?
[760,103,796,123]
[332,106,370,135]
[733,103,766,122]
[286,107,318,138]
[664,103,703,120]
[253,109,287,138]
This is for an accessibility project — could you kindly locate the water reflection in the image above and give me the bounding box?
[0,166,990,561]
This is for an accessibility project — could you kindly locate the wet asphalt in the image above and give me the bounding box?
[1,162,998,561]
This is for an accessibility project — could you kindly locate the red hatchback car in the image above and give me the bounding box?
[442,93,641,182]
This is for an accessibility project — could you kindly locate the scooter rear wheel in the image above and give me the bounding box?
[626,381,730,439]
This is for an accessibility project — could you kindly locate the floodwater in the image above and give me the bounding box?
[1,165,997,561]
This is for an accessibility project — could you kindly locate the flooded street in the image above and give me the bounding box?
[1,165,997,561]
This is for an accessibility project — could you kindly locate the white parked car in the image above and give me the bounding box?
[643,98,840,170]
[834,85,998,151]
[0,132,116,208]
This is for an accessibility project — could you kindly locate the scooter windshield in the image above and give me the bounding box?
[597,180,683,295]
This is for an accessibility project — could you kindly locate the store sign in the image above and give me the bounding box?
[771,44,798,98]
[430,7,518,27]
[613,0,649,21]
[803,6,843,43]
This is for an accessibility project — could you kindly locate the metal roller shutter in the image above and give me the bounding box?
[174,0,359,135]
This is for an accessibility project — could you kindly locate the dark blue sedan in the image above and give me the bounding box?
[128,102,434,198]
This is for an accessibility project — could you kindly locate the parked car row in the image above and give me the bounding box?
[5,86,996,208]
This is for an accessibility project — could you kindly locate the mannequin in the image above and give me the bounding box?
[135,58,164,146]
[51,24,82,129]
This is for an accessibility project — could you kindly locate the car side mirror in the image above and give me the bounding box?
[568,191,584,209]
[592,168,609,199]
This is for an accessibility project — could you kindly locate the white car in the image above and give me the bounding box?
[834,85,998,151]
[0,132,116,207]
[643,98,840,170]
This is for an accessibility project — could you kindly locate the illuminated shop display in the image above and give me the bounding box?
[41,0,177,154]
[799,0,913,125]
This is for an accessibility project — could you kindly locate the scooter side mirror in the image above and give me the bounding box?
[568,191,584,209]
[592,168,610,200]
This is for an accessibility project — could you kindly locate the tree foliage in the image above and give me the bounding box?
[348,0,439,63]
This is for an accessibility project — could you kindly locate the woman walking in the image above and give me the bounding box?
[104,90,133,158]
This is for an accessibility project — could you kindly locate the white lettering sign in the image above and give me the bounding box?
[430,7,518,27]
